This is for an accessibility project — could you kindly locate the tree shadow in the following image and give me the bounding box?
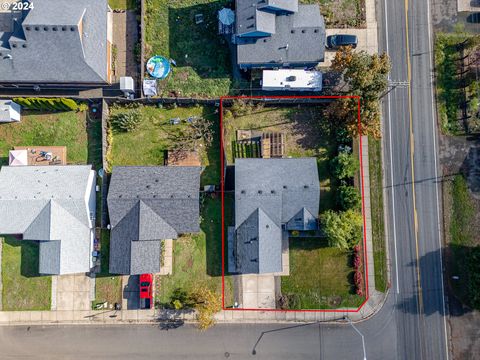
[396,245,480,317]
[200,106,220,187]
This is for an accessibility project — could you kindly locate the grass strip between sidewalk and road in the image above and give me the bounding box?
[368,137,387,292]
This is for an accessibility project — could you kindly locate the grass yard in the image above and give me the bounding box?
[369,137,387,292]
[0,111,88,165]
[145,0,232,98]
[1,236,51,311]
[93,230,122,308]
[435,31,480,135]
[108,104,220,185]
[108,0,137,10]
[300,0,366,28]
[281,238,364,309]
[155,195,233,308]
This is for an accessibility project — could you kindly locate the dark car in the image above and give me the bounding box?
[326,34,358,49]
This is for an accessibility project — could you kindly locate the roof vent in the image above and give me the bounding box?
[146,185,151,189]
[70,27,75,31]
[314,29,319,33]
[25,26,31,31]
[22,44,27,48]
[241,190,246,194]
[302,29,306,33]
[53,27,58,31]
[291,30,295,34]
[266,224,269,229]
[283,185,287,189]
[258,190,263,194]
[304,185,309,189]
[35,27,39,31]
[11,44,17,48]
[44,27,48,31]
[271,190,275,194]
[62,26,67,31]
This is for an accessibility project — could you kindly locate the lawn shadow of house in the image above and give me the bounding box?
[167,2,232,79]
[4,235,43,278]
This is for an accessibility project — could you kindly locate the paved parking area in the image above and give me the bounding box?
[53,274,93,311]
[240,274,276,309]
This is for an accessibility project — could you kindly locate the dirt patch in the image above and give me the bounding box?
[301,0,366,28]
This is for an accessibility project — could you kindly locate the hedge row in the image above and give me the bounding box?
[13,97,87,112]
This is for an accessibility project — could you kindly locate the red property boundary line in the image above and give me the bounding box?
[220,95,367,313]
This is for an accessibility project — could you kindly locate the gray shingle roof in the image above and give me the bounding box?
[234,158,320,274]
[107,166,201,275]
[0,165,96,275]
[235,2,325,67]
[0,0,109,83]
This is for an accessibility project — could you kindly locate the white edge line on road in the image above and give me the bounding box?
[383,0,400,295]
[425,0,450,359]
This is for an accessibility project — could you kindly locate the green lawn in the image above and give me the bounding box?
[145,0,232,98]
[369,137,387,292]
[93,230,122,308]
[1,236,51,311]
[108,0,136,10]
[0,111,88,165]
[300,0,365,28]
[281,238,364,309]
[155,195,233,308]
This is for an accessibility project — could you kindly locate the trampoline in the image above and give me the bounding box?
[146,56,171,79]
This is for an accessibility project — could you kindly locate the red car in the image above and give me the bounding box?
[139,274,153,309]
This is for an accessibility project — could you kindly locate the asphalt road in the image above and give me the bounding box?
[378,0,449,359]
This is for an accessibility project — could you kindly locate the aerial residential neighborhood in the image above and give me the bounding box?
[0,0,478,359]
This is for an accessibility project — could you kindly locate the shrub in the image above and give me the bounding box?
[337,185,362,210]
[321,210,363,250]
[191,287,222,330]
[330,150,360,180]
[13,97,85,112]
[111,109,142,132]
[354,270,364,296]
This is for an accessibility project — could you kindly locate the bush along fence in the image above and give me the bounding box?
[13,97,88,112]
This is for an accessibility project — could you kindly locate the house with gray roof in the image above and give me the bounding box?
[233,0,325,69]
[234,158,320,274]
[0,0,112,85]
[107,166,201,275]
[0,165,96,275]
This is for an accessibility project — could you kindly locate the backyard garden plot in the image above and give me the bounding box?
[300,0,366,28]
[435,32,480,135]
[145,0,232,98]
[0,111,89,165]
[222,100,366,310]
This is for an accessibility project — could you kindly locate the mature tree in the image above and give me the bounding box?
[321,210,363,250]
[192,287,222,330]
[170,117,214,151]
[330,150,360,180]
[329,46,391,138]
[337,185,362,211]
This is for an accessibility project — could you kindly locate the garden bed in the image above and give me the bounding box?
[300,0,366,28]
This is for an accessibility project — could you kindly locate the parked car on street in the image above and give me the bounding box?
[326,34,358,49]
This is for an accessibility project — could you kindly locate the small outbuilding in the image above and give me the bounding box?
[262,69,322,91]
[0,100,21,123]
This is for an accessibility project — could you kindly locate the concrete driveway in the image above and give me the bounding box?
[240,274,276,309]
[53,274,93,311]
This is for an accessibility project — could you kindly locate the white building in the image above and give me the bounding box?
[261,69,322,91]
[0,100,21,123]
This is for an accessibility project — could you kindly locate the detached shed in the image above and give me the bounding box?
[0,100,21,123]
[261,69,322,91]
